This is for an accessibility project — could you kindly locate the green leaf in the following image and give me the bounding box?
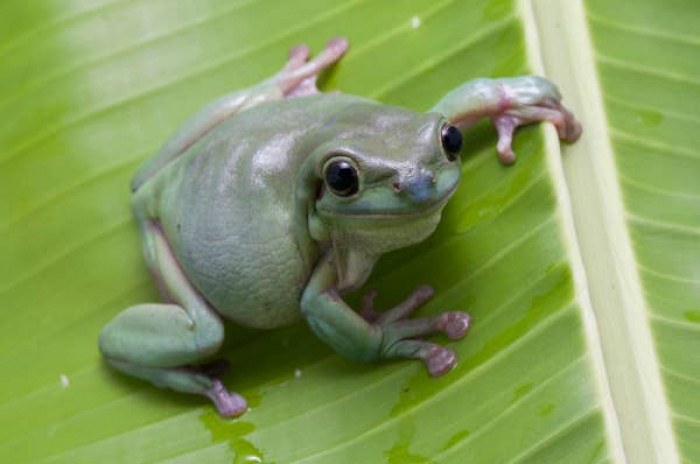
[0,0,697,462]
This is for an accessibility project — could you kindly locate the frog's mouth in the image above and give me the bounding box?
[316,170,460,219]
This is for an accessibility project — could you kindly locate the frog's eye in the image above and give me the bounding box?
[441,124,463,161]
[324,160,359,197]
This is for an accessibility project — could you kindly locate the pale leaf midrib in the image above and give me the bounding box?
[519,1,627,463]
[526,0,680,462]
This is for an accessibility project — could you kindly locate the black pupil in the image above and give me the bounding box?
[441,125,463,159]
[326,161,358,196]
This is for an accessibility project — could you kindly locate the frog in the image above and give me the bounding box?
[99,37,581,417]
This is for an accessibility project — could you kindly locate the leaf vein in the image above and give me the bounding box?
[626,212,700,237]
[504,408,601,464]
[434,354,589,461]
[0,217,132,296]
[587,12,700,49]
[637,263,700,285]
[0,0,368,164]
[619,174,700,201]
[291,303,577,463]
[596,53,700,88]
[0,0,258,109]
[611,128,700,160]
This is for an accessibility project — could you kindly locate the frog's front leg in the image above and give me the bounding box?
[431,76,582,164]
[301,255,470,376]
[99,221,245,417]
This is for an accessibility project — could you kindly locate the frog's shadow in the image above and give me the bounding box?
[99,319,383,413]
[98,359,209,411]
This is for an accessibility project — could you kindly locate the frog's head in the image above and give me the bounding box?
[300,101,463,289]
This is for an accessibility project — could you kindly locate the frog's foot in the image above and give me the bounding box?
[188,360,247,416]
[180,363,247,417]
[363,285,471,376]
[204,379,248,417]
[361,285,434,324]
[489,77,582,164]
[391,341,458,377]
[282,44,311,73]
[275,37,349,97]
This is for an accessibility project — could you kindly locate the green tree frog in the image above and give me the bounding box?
[99,38,581,417]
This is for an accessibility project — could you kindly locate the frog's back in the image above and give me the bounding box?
[133,94,368,328]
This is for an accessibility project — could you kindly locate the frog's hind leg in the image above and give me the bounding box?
[99,221,247,417]
[106,358,245,417]
[130,38,348,192]
[277,37,349,98]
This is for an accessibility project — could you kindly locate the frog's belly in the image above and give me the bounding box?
[175,229,313,329]
[151,189,316,330]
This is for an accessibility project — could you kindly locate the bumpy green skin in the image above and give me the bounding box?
[132,95,455,329]
[99,39,581,417]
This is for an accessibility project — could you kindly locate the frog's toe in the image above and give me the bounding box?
[286,76,319,98]
[379,309,470,344]
[360,289,380,322]
[437,311,471,340]
[493,114,519,165]
[411,285,436,304]
[284,44,311,72]
[379,285,435,324]
[205,379,248,418]
[276,37,349,96]
[383,340,458,377]
[324,37,349,58]
[555,105,583,142]
[425,345,457,377]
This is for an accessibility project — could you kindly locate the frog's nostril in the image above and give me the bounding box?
[401,173,436,202]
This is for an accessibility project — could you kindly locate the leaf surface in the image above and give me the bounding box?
[0,0,696,462]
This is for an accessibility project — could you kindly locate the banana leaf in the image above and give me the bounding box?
[0,0,698,462]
